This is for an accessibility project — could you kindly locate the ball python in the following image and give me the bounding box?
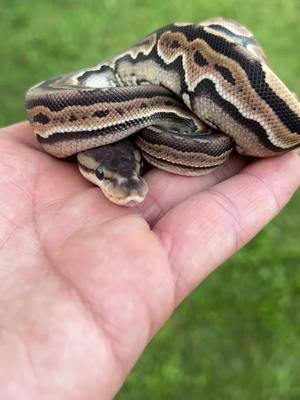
[25,17,300,206]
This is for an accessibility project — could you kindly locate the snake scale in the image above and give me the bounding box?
[25,17,300,205]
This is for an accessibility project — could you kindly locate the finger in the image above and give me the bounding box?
[154,152,300,305]
[138,154,249,225]
[1,121,42,151]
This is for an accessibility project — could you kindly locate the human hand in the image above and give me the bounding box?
[0,122,299,399]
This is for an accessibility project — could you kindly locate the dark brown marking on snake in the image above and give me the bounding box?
[214,64,236,84]
[116,107,126,115]
[25,86,178,111]
[33,113,50,125]
[193,51,208,67]
[205,23,256,45]
[141,152,218,172]
[93,110,110,118]
[69,114,78,122]
[170,40,181,49]
[36,111,197,145]
[193,78,297,152]
[154,24,300,134]
[139,129,232,156]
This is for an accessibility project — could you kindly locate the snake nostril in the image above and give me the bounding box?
[120,178,145,195]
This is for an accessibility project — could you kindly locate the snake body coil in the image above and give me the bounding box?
[26,18,300,205]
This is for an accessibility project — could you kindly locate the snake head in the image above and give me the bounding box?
[77,139,148,206]
[93,163,148,206]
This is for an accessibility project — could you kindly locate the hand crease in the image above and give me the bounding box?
[0,325,42,396]
[154,226,180,309]
[208,188,243,253]
[0,212,37,252]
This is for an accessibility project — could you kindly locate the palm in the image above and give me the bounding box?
[0,122,299,399]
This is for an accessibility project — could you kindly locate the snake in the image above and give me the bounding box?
[25,17,300,206]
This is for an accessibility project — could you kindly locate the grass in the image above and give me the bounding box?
[1,0,299,398]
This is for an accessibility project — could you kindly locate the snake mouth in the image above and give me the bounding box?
[100,177,148,206]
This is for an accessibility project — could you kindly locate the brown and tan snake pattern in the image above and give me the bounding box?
[25,18,300,205]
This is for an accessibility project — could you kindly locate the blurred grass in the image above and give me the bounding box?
[0,0,299,398]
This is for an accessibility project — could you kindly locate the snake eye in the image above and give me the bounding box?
[95,167,105,180]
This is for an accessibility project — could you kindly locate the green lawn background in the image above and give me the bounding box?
[1,0,299,398]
